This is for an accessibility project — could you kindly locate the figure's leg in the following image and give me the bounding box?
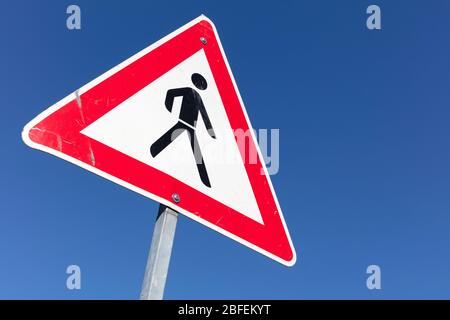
[150,122,186,157]
[188,128,211,188]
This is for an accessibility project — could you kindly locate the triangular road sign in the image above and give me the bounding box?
[22,16,296,266]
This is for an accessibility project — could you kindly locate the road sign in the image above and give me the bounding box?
[22,15,296,266]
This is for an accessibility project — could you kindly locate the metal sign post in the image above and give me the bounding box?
[140,204,179,300]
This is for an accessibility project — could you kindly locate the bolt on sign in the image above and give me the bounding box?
[22,15,296,266]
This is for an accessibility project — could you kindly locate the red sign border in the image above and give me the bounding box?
[22,16,296,266]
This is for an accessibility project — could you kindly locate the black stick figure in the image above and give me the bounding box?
[150,73,216,188]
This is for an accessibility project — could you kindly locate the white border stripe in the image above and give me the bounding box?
[21,15,297,267]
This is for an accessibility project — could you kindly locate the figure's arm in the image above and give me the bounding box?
[164,88,186,112]
[199,100,216,139]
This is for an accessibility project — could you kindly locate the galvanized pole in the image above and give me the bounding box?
[140,204,179,300]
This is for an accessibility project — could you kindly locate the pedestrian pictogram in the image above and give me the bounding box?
[150,73,216,187]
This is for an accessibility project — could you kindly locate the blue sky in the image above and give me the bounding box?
[1,0,450,299]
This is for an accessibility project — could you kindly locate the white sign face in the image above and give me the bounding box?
[22,15,296,266]
[81,50,263,224]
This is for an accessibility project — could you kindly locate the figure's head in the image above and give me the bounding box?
[191,73,207,90]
